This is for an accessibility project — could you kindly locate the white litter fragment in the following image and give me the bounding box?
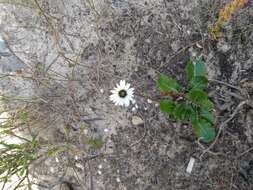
[98,164,103,169]
[104,128,109,133]
[186,157,195,174]
[98,170,102,175]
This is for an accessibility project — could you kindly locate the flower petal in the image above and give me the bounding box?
[125,83,130,89]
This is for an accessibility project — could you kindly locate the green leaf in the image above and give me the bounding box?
[186,60,194,81]
[173,103,194,121]
[85,138,103,149]
[186,59,208,90]
[160,99,175,114]
[187,89,213,110]
[189,76,209,89]
[194,59,206,77]
[156,75,181,93]
[200,108,215,124]
[47,146,66,157]
[173,104,185,120]
[19,167,26,177]
[187,88,207,102]
[192,119,215,143]
[19,111,28,122]
[202,99,214,110]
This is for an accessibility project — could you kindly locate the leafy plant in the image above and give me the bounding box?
[0,111,38,190]
[156,59,216,143]
[0,134,38,190]
[85,137,103,149]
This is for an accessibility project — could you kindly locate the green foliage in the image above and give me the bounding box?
[0,134,38,189]
[0,0,36,8]
[85,137,103,149]
[157,59,216,143]
[46,146,66,157]
[156,75,181,93]
[192,118,215,143]
[187,89,214,110]
[160,99,175,115]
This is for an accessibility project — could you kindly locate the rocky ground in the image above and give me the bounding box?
[0,0,253,190]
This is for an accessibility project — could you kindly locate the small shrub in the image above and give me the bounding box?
[156,59,216,143]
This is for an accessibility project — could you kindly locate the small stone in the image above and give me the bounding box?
[98,170,102,175]
[147,99,152,104]
[100,89,104,93]
[76,163,84,170]
[104,128,109,133]
[0,112,9,124]
[98,164,103,169]
[50,167,55,173]
[217,39,231,53]
[83,129,88,135]
[116,177,121,183]
[131,116,144,126]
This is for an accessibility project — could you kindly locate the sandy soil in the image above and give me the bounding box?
[0,0,253,190]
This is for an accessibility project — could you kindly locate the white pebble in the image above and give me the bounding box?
[116,177,121,183]
[98,170,102,175]
[186,157,195,174]
[83,129,88,135]
[100,89,104,93]
[76,163,84,170]
[98,164,103,169]
[74,155,79,160]
[50,167,55,173]
[147,99,152,104]
[132,107,136,112]
[104,128,109,133]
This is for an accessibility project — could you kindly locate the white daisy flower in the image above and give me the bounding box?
[110,80,134,107]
